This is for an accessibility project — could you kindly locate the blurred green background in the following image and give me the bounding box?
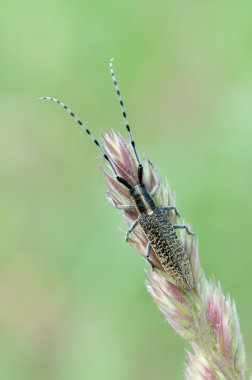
[1,1,252,379]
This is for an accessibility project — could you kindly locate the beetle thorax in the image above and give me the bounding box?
[130,184,156,214]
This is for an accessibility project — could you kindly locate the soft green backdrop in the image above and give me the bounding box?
[1,1,252,379]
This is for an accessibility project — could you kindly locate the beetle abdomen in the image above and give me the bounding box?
[139,207,193,289]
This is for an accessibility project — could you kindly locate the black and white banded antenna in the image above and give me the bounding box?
[109,58,143,184]
[38,96,133,190]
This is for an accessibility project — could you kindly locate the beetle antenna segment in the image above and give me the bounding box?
[38,96,133,190]
[109,59,143,184]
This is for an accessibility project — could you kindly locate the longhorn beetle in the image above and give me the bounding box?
[39,59,194,290]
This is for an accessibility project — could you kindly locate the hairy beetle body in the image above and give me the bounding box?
[130,184,193,290]
[139,208,193,290]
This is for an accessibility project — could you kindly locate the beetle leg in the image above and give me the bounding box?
[161,205,180,217]
[116,204,135,211]
[126,219,139,241]
[146,241,151,259]
[173,224,194,235]
[145,242,155,270]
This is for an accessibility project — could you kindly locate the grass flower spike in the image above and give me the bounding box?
[101,130,247,380]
